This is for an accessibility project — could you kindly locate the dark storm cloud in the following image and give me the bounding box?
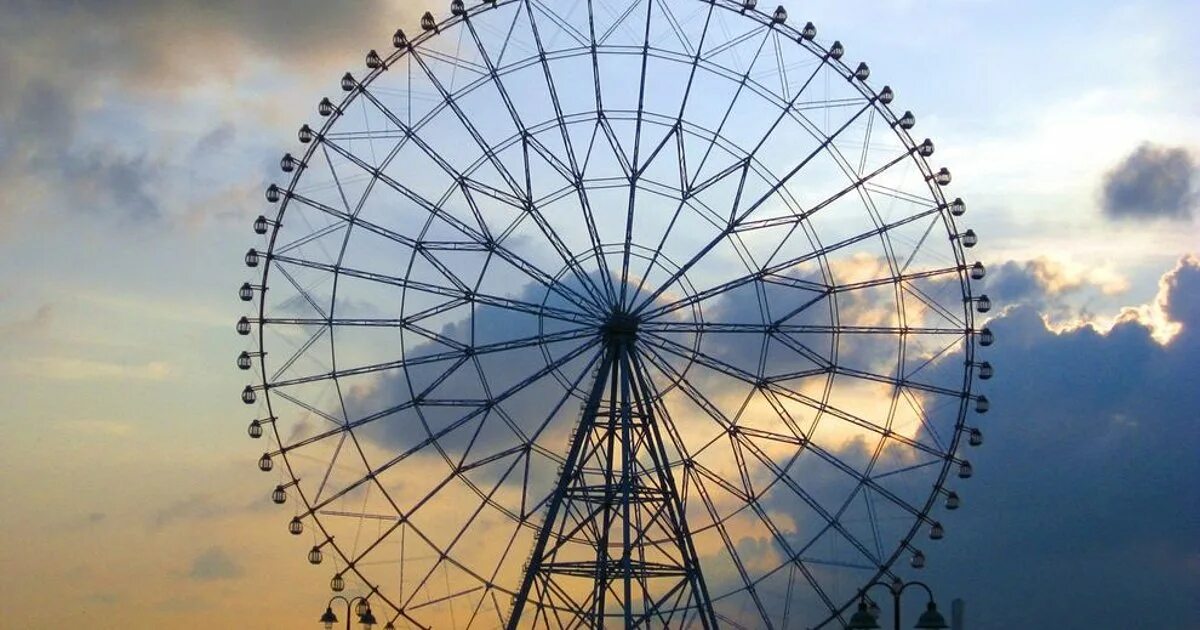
[914,255,1200,628]
[1101,143,1198,220]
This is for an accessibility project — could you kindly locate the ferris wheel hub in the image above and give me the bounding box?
[600,310,640,341]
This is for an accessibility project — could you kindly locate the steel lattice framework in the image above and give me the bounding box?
[237,1,993,628]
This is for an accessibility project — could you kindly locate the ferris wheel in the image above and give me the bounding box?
[237,1,993,627]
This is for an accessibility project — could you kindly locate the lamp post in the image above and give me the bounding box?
[318,595,395,630]
[846,577,949,630]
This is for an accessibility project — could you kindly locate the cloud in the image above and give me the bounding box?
[8,357,172,381]
[1100,143,1198,220]
[986,257,1129,315]
[187,546,245,581]
[60,149,164,221]
[1161,254,1200,325]
[0,77,165,224]
[61,420,135,437]
[0,1,427,92]
[193,122,237,156]
[0,302,53,337]
[0,0,433,227]
[913,254,1200,628]
[86,592,120,606]
[150,494,228,531]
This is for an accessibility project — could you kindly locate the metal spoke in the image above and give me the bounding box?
[266,327,594,390]
[298,336,601,516]
[523,0,619,303]
[636,343,884,582]
[317,133,604,316]
[641,203,944,321]
[271,252,596,326]
[323,86,605,312]
[638,332,949,460]
[632,98,880,316]
[406,44,612,309]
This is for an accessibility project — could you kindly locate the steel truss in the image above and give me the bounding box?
[510,321,718,629]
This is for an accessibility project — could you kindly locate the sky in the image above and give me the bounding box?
[0,0,1197,628]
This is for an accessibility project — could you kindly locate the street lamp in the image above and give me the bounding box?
[319,595,387,630]
[846,578,949,630]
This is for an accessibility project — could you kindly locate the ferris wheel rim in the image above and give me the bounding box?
[241,1,989,627]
